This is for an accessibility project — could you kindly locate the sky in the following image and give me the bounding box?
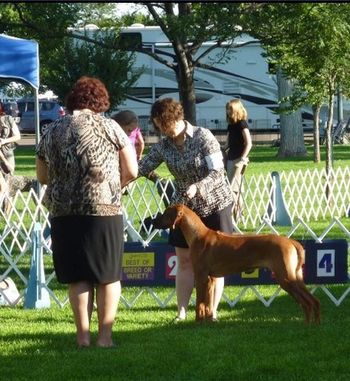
[114,2,148,16]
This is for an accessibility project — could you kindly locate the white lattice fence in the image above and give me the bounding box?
[0,167,349,309]
[241,166,350,228]
[280,167,350,221]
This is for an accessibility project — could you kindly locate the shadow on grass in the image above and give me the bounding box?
[1,288,349,381]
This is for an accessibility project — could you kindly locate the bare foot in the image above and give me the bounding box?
[96,338,116,348]
[77,342,90,349]
[76,332,90,348]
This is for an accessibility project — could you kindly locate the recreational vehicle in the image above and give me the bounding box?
[118,25,314,133]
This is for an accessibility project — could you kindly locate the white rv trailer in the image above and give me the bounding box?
[118,25,313,132]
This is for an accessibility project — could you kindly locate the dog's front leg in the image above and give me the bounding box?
[205,276,216,320]
[194,272,210,322]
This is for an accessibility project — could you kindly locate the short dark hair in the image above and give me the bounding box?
[65,76,110,113]
[112,110,138,127]
[150,98,184,132]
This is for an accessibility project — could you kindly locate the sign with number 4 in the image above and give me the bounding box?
[317,249,335,277]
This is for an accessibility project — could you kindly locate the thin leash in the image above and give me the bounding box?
[233,164,247,222]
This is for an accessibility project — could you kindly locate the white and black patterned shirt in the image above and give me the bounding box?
[36,110,130,217]
[139,122,234,217]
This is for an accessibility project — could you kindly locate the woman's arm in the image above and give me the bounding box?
[36,157,48,185]
[135,129,145,161]
[187,129,225,198]
[119,144,138,188]
[138,143,163,178]
[241,128,252,159]
[0,117,21,146]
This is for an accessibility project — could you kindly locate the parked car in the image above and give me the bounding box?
[3,101,21,123]
[17,98,66,133]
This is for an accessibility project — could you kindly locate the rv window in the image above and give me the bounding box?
[119,32,142,49]
[268,62,277,74]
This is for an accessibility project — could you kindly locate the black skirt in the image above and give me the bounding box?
[50,215,124,284]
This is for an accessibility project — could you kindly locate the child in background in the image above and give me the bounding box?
[112,109,172,230]
[112,110,145,161]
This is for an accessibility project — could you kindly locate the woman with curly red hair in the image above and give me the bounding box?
[36,76,138,348]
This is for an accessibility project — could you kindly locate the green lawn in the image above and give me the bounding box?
[0,285,349,381]
[14,143,350,177]
[0,143,348,381]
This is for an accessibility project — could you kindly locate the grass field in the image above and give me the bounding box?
[1,286,349,381]
[0,143,349,381]
[14,143,350,177]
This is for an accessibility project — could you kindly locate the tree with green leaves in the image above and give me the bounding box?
[44,30,140,110]
[123,2,247,125]
[0,3,139,109]
[244,3,350,169]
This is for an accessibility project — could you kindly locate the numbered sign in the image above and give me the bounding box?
[304,239,348,284]
[317,249,335,277]
[166,253,177,279]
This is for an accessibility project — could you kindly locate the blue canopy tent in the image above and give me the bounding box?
[0,35,49,308]
[0,34,40,143]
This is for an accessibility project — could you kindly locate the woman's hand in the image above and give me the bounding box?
[241,157,249,165]
[184,184,197,199]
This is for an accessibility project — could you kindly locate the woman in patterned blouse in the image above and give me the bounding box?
[139,98,234,322]
[0,102,21,214]
[36,77,138,347]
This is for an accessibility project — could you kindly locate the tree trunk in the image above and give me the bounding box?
[325,91,335,204]
[176,59,197,125]
[312,104,321,163]
[325,92,334,173]
[276,70,307,158]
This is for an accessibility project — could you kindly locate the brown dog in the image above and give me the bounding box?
[152,204,320,324]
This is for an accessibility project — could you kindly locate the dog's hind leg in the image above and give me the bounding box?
[297,282,321,324]
[275,271,313,323]
[284,281,314,323]
[296,267,321,324]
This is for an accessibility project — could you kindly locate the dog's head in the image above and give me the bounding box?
[152,204,185,230]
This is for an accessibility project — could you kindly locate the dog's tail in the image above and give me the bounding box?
[291,239,305,280]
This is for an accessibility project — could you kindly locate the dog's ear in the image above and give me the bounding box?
[172,208,183,229]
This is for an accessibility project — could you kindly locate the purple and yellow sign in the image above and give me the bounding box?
[122,252,155,281]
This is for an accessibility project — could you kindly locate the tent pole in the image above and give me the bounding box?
[34,87,40,145]
[33,87,42,199]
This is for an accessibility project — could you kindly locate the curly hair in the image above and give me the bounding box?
[65,76,110,113]
[226,99,248,124]
[150,98,184,133]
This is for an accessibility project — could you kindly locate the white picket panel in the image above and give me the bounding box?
[0,167,349,309]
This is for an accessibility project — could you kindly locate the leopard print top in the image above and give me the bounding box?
[36,110,130,217]
[0,115,18,176]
